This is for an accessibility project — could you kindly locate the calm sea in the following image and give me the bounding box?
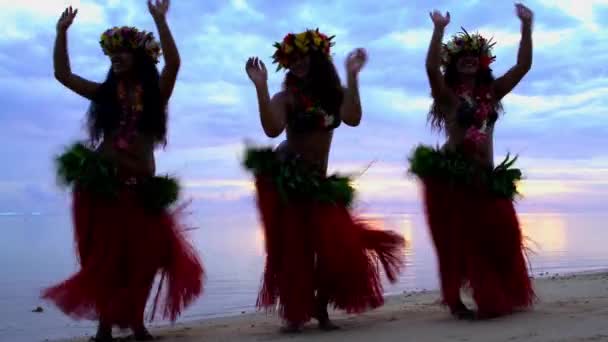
[1,211,607,341]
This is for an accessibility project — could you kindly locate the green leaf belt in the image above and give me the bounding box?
[408,145,522,199]
[56,142,180,211]
[243,147,355,206]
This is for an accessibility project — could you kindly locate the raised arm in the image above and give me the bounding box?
[493,3,533,100]
[426,11,451,103]
[340,48,367,126]
[246,57,287,137]
[148,0,180,104]
[54,7,100,100]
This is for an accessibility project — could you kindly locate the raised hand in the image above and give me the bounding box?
[515,3,533,26]
[345,48,367,76]
[429,10,450,29]
[57,6,78,32]
[246,57,268,86]
[148,0,170,20]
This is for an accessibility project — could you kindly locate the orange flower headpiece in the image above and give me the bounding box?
[100,26,162,64]
[271,28,335,71]
[441,28,496,70]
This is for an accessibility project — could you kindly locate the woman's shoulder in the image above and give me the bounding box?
[273,89,296,109]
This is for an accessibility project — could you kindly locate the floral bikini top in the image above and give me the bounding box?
[455,84,498,152]
[114,81,144,150]
[286,81,340,133]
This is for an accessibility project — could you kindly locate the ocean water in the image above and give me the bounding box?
[1,211,607,341]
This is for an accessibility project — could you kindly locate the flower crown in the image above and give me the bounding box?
[271,28,335,71]
[441,28,496,69]
[100,26,162,64]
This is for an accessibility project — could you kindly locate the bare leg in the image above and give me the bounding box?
[437,254,474,320]
[92,319,112,341]
[131,302,155,340]
[130,271,156,341]
[315,292,339,331]
[131,302,153,340]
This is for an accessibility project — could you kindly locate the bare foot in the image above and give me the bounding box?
[318,318,340,331]
[279,322,302,334]
[476,311,502,320]
[133,327,155,341]
[450,302,476,320]
[314,305,340,331]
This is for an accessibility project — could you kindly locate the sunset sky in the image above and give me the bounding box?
[1,0,607,217]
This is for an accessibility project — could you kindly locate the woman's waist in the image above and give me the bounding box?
[444,137,493,168]
[275,140,329,174]
[97,141,156,177]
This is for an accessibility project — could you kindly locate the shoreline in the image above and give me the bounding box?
[55,270,608,342]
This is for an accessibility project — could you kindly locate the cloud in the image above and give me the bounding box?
[230,0,265,19]
[373,24,575,54]
[502,86,608,120]
[536,0,608,31]
[365,87,431,116]
[372,28,432,51]
[1,0,607,215]
[175,80,244,106]
[0,0,106,42]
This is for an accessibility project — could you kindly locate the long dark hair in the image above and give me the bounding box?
[87,50,167,146]
[282,50,344,117]
[428,57,503,131]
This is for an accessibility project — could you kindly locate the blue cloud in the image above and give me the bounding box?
[1,0,607,213]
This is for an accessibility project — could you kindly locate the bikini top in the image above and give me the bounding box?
[454,85,498,130]
[285,81,341,133]
[456,96,498,129]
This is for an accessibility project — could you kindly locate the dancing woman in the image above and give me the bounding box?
[409,3,535,319]
[42,1,203,340]
[244,29,405,332]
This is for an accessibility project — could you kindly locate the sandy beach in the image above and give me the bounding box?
[54,271,608,342]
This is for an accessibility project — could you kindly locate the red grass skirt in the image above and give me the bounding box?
[254,176,405,325]
[41,187,204,328]
[421,177,534,316]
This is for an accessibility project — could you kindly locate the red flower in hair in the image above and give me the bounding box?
[480,55,494,69]
[317,115,325,127]
[284,33,294,43]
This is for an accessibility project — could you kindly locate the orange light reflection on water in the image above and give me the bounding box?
[518,213,568,254]
[253,225,265,257]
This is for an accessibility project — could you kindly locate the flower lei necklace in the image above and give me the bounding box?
[115,81,144,150]
[457,83,494,151]
[288,80,337,129]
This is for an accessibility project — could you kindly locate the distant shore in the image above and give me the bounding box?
[55,271,608,342]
